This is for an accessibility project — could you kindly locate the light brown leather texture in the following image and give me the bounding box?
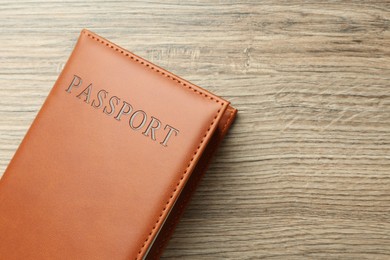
[0,29,237,260]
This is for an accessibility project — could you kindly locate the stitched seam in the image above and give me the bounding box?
[153,161,207,257]
[154,188,191,257]
[83,30,221,104]
[155,109,234,256]
[154,107,236,258]
[135,110,220,259]
[81,31,225,259]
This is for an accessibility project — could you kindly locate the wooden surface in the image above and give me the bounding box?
[0,1,389,259]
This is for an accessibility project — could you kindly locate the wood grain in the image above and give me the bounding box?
[0,1,389,259]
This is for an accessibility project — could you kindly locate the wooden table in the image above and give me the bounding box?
[1,1,389,259]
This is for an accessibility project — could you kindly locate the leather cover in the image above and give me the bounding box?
[0,29,237,259]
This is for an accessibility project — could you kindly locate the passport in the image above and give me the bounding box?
[0,29,237,259]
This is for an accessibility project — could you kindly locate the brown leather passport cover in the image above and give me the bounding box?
[0,29,237,259]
